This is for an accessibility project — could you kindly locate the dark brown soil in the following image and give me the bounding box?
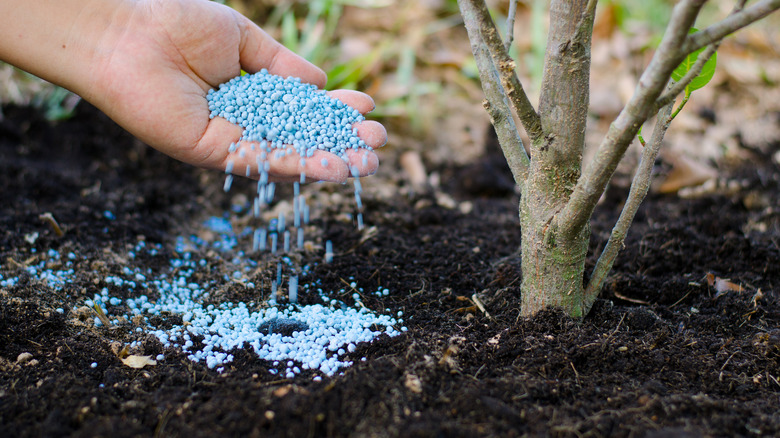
[1,103,779,438]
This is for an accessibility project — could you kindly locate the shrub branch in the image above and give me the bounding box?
[559,0,779,242]
[684,0,780,54]
[574,0,600,45]
[582,102,674,311]
[459,0,530,185]
[505,0,518,51]
[459,0,543,142]
[656,0,777,111]
[477,43,530,185]
[653,43,718,111]
[557,0,706,241]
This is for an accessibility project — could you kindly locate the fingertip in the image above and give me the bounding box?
[354,121,387,149]
[306,151,349,183]
[326,90,376,114]
[345,150,379,177]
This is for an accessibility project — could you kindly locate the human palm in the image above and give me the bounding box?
[89,0,383,182]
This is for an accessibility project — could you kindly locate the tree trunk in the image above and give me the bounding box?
[520,0,592,317]
[520,192,590,317]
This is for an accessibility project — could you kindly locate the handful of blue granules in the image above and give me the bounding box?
[207,69,369,164]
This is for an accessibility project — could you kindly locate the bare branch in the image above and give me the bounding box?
[475,42,530,185]
[575,0,600,41]
[586,0,599,17]
[557,0,705,241]
[684,0,780,54]
[655,0,755,114]
[653,43,718,111]
[458,0,529,185]
[460,0,543,141]
[582,102,674,313]
[505,0,518,51]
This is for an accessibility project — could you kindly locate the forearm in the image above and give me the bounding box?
[0,0,134,101]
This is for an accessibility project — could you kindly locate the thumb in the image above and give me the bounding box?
[236,14,327,88]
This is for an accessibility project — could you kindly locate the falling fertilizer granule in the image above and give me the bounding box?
[0,71,392,381]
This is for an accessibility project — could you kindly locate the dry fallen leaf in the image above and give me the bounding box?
[658,152,718,194]
[121,355,157,369]
[706,273,745,296]
[111,342,130,359]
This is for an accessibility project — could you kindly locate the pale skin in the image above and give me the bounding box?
[0,0,386,183]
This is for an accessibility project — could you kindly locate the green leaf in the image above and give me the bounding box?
[671,28,717,92]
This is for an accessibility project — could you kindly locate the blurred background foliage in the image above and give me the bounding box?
[1,0,778,169]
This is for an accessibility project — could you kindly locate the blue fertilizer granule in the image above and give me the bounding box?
[1,73,386,379]
[0,216,405,379]
[208,69,370,166]
[209,70,373,267]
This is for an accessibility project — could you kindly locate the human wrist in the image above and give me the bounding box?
[0,0,137,102]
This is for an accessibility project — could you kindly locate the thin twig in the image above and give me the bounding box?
[557,0,705,242]
[586,0,599,16]
[653,43,718,112]
[461,3,529,186]
[654,0,754,112]
[461,0,543,141]
[505,0,518,51]
[472,293,495,321]
[568,0,777,231]
[92,301,113,327]
[582,102,674,311]
[39,212,65,237]
[573,0,600,46]
[603,313,627,345]
[718,351,738,381]
[668,89,691,121]
[670,289,693,308]
[683,0,780,55]
[570,362,581,386]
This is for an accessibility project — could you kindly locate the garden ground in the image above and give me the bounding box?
[1,101,779,437]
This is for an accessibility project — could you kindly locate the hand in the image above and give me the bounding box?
[96,0,386,182]
[0,0,385,183]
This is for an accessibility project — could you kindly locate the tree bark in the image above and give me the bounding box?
[520,0,592,316]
